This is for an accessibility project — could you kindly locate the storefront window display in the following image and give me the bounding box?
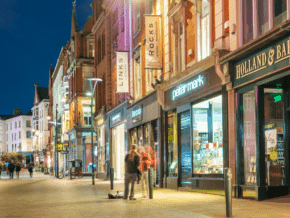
[96,127,106,173]
[264,88,285,186]
[192,95,223,174]
[167,110,178,177]
[243,90,257,186]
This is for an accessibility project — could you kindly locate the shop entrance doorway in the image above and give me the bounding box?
[179,111,192,187]
[112,123,125,180]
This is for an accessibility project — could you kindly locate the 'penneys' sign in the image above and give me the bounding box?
[172,75,204,100]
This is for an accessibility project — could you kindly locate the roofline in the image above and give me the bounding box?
[52,47,64,78]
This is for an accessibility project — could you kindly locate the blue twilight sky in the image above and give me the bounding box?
[0,0,92,115]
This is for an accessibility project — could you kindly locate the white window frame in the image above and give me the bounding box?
[146,69,155,93]
[197,0,210,61]
[134,58,142,100]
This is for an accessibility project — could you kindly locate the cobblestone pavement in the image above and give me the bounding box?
[0,172,289,218]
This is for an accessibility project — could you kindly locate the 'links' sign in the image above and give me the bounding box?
[234,36,290,87]
[172,75,204,100]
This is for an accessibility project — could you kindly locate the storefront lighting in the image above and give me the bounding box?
[86,92,92,96]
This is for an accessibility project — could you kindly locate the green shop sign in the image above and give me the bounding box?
[234,36,290,87]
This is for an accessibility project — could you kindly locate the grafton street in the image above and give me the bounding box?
[0,172,290,218]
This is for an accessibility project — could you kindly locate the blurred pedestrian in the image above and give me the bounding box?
[15,163,21,179]
[28,164,33,178]
[6,162,9,175]
[123,144,140,200]
[8,161,15,179]
[0,164,2,179]
[21,164,24,174]
[139,147,152,198]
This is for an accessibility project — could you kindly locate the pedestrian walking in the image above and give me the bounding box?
[28,164,33,178]
[0,164,2,179]
[8,161,15,179]
[123,144,140,200]
[15,163,21,179]
[139,147,152,198]
[6,162,9,175]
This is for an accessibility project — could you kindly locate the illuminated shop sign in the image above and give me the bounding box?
[234,36,290,87]
[97,118,104,126]
[172,75,204,100]
[132,105,143,123]
[111,112,121,125]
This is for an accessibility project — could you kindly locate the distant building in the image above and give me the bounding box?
[3,109,33,164]
[31,83,50,167]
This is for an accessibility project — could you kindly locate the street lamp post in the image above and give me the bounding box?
[86,78,102,185]
[55,105,58,178]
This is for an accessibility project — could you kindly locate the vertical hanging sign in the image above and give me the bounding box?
[145,15,162,69]
[116,51,129,93]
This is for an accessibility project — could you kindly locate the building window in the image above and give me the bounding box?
[101,32,105,60]
[19,131,21,139]
[134,57,142,99]
[10,123,12,130]
[26,120,31,127]
[146,69,155,93]
[11,134,13,141]
[167,110,178,177]
[148,0,154,14]
[192,95,223,174]
[98,37,101,64]
[26,131,31,138]
[14,122,17,129]
[19,143,21,151]
[197,0,210,61]
[274,0,287,27]
[19,121,21,128]
[83,105,92,126]
[178,22,185,72]
[134,4,140,34]
[243,0,253,44]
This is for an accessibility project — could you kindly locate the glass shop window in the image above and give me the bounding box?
[243,90,257,186]
[192,95,223,174]
[167,110,178,177]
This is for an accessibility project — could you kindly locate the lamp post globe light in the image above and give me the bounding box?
[85,78,102,185]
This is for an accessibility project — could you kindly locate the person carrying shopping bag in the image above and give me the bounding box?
[123,145,140,200]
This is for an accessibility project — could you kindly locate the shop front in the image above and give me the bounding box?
[127,92,164,187]
[95,113,107,179]
[106,102,128,180]
[163,66,228,190]
[224,34,290,201]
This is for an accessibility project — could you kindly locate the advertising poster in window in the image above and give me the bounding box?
[145,15,162,69]
[265,128,277,154]
[116,51,129,93]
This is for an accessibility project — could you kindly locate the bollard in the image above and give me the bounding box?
[110,168,114,190]
[224,168,232,217]
[148,168,153,199]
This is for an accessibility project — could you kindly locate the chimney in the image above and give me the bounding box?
[13,108,22,116]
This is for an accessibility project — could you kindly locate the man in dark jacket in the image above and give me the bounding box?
[28,163,33,178]
[15,163,21,179]
[8,162,15,179]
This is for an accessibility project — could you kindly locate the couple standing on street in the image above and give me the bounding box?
[7,162,21,179]
[123,144,152,200]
